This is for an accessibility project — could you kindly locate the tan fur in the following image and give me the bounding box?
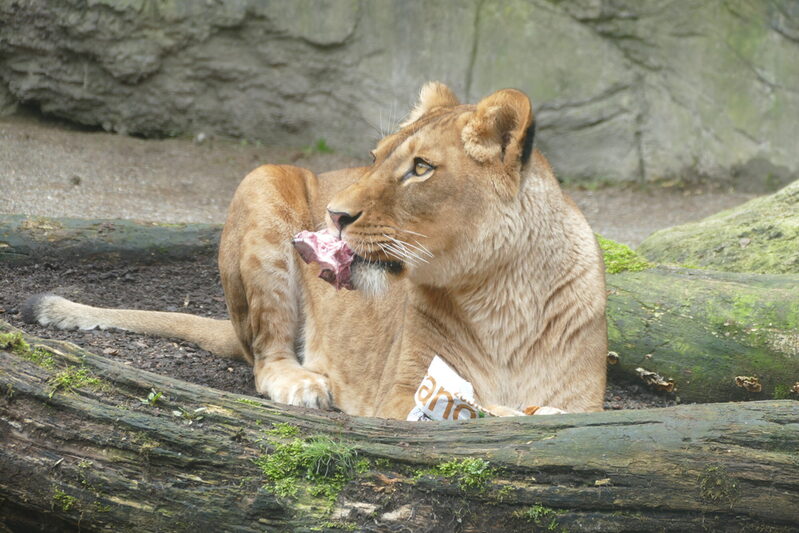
[26,84,607,418]
[399,81,460,128]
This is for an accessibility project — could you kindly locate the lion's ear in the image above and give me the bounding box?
[399,81,460,128]
[461,89,534,168]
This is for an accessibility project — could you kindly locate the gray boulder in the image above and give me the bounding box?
[638,180,799,274]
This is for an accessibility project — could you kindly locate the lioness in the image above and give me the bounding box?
[23,83,607,418]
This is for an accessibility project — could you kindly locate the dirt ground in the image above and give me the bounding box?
[0,256,676,410]
[0,111,759,247]
[0,111,761,412]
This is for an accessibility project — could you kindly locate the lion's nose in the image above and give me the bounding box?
[327,209,362,232]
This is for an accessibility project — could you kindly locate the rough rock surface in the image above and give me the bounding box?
[1,0,798,185]
[0,83,17,116]
[638,179,799,274]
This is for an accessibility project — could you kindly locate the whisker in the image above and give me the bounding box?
[413,240,434,258]
[364,236,380,266]
[375,241,389,260]
[378,241,414,266]
[395,227,429,239]
[391,236,433,259]
[389,103,400,134]
[392,245,421,267]
[382,241,418,266]
[380,241,404,260]
[397,239,425,263]
[386,235,428,264]
[362,113,384,141]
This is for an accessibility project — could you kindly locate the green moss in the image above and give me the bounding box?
[266,422,301,438]
[75,459,104,497]
[513,504,566,531]
[48,366,102,398]
[133,434,162,458]
[597,235,652,274]
[20,216,63,233]
[353,457,370,475]
[148,222,188,229]
[235,397,261,407]
[494,484,516,502]
[254,435,358,502]
[317,520,358,531]
[0,331,29,354]
[560,176,617,190]
[417,457,495,491]
[303,138,334,155]
[772,384,792,400]
[699,465,739,507]
[637,181,799,274]
[53,488,77,512]
[26,347,57,369]
[373,458,390,469]
[171,406,206,424]
[1,331,57,369]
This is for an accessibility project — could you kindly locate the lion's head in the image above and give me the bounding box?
[327,82,536,293]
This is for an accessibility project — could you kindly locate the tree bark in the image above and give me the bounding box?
[607,267,799,403]
[0,215,219,264]
[1,322,797,532]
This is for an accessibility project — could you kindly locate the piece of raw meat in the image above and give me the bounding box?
[292,229,355,290]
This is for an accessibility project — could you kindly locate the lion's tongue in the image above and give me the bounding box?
[292,229,355,290]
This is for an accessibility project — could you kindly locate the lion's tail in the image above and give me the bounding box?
[21,294,244,360]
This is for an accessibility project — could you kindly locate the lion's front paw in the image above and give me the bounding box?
[256,366,332,409]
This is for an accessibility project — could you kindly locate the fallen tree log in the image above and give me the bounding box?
[0,215,219,264]
[606,267,799,403]
[1,322,797,532]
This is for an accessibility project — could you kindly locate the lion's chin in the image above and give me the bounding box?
[350,258,403,298]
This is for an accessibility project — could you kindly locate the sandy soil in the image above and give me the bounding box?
[0,112,759,247]
[0,112,362,225]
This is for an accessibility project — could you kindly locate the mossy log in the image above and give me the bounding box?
[0,215,219,264]
[607,267,799,403]
[1,322,798,532]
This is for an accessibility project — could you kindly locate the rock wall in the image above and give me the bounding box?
[1,0,797,185]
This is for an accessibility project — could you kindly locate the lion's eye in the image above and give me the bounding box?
[369,151,376,163]
[414,160,432,176]
[403,158,434,182]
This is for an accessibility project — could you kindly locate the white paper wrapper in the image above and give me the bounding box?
[406,356,568,421]
[407,356,495,421]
